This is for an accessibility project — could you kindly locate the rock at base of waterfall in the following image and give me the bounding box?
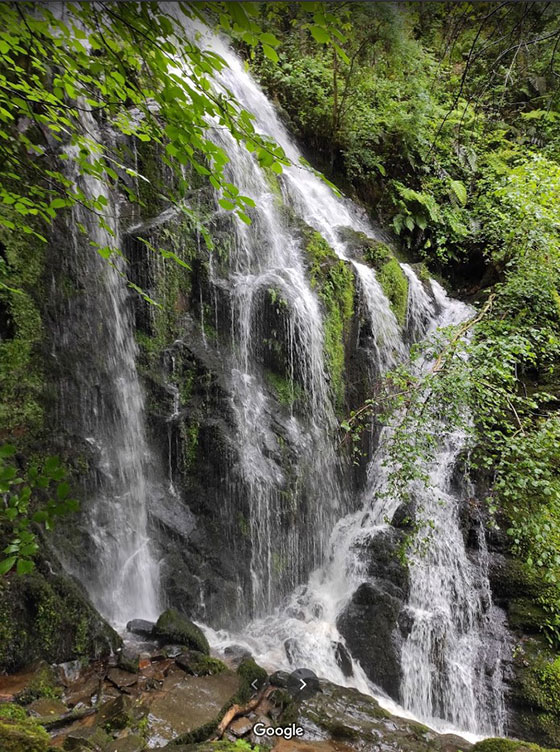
[333,641,353,678]
[154,609,210,655]
[270,669,291,687]
[337,581,404,700]
[126,619,155,638]
[223,644,252,666]
[175,650,227,676]
[295,679,473,752]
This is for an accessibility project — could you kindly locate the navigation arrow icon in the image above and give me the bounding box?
[251,679,259,690]
[299,679,307,690]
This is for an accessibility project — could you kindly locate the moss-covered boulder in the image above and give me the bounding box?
[0,567,121,673]
[472,740,560,751]
[0,704,50,752]
[235,657,268,703]
[176,650,227,677]
[155,609,210,655]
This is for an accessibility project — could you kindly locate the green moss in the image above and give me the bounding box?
[514,639,560,746]
[17,664,62,704]
[155,608,210,654]
[0,209,45,443]
[181,653,227,677]
[236,657,268,703]
[303,228,355,411]
[0,704,28,722]
[0,571,121,673]
[509,598,549,632]
[472,740,560,752]
[182,422,200,470]
[264,370,303,407]
[0,717,50,752]
[377,258,409,327]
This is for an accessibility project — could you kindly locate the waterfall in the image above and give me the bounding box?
[186,24,505,739]
[51,13,505,738]
[55,109,161,625]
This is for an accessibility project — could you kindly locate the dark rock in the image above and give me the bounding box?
[283,638,300,664]
[126,619,155,638]
[391,501,415,529]
[269,670,290,688]
[337,581,404,700]
[223,644,252,666]
[333,641,353,678]
[0,567,121,674]
[106,668,138,691]
[295,678,473,751]
[97,694,132,731]
[104,735,146,752]
[118,647,140,674]
[62,725,111,751]
[229,716,253,737]
[154,609,209,655]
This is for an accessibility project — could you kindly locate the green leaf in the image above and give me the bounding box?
[310,25,330,44]
[0,557,17,575]
[262,45,279,63]
[450,180,467,206]
[16,558,34,575]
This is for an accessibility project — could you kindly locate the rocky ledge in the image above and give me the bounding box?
[1,609,559,752]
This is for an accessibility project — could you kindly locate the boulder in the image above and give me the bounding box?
[0,707,50,752]
[125,619,155,638]
[175,650,227,676]
[154,610,209,655]
[0,568,121,674]
[337,581,404,700]
[295,679,473,752]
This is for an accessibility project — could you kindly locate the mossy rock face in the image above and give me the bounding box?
[0,566,121,673]
[0,716,50,752]
[377,258,409,326]
[155,609,210,655]
[472,740,560,751]
[508,598,549,633]
[510,638,560,746]
[301,227,355,411]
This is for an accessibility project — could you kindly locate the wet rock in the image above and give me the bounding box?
[296,679,473,751]
[333,642,353,678]
[144,672,241,745]
[154,609,209,655]
[97,694,132,731]
[106,668,138,691]
[62,725,111,751]
[229,716,253,737]
[284,637,300,664]
[270,670,290,688]
[117,647,140,674]
[65,674,100,707]
[337,581,403,700]
[223,644,252,666]
[125,619,155,638]
[0,568,121,674]
[176,650,226,677]
[28,697,68,717]
[104,734,146,752]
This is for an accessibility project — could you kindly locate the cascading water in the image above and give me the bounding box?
[54,109,161,625]
[188,25,505,739]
